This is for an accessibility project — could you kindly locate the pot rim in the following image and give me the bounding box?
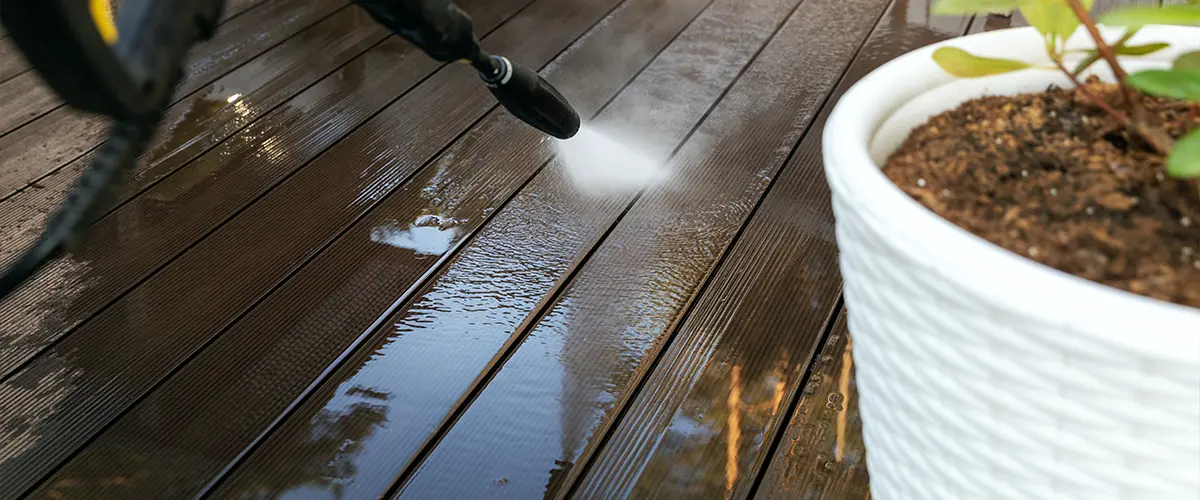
[824,24,1200,362]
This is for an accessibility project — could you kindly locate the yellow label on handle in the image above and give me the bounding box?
[89,0,118,44]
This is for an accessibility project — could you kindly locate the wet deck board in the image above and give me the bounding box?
[755,310,868,499]
[0,0,543,494]
[0,0,332,197]
[0,0,266,105]
[217,0,812,494]
[567,7,978,497]
[390,0,899,495]
[0,5,391,269]
[0,0,1160,498]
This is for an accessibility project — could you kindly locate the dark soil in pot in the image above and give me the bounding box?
[884,76,1200,308]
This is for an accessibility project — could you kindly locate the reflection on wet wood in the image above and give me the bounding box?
[214,0,767,494]
[568,2,972,498]
[0,0,337,199]
[0,0,263,86]
[756,311,867,500]
[0,0,1172,498]
[391,0,898,496]
[7,0,545,496]
[0,6,388,273]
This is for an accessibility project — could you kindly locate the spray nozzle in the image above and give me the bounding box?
[477,55,580,140]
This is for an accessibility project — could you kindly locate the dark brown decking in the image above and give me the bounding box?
[0,0,1157,498]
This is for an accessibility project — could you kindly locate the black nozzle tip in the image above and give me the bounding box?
[480,56,580,140]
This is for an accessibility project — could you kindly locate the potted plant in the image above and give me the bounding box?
[822,0,1200,498]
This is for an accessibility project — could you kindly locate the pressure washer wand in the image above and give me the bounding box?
[353,0,581,139]
[472,53,580,140]
[0,0,579,304]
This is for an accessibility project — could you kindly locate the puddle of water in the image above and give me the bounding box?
[369,217,461,255]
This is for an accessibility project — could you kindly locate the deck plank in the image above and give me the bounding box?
[754,310,867,499]
[565,3,974,498]
[0,4,405,376]
[0,0,1175,498]
[0,0,341,197]
[0,6,388,272]
[9,0,647,496]
[39,0,734,494]
[0,0,543,495]
[0,0,378,256]
[0,0,266,87]
[0,37,26,84]
[0,0,522,377]
[379,0,894,496]
[747,1,1163,497]
[202,0,801,495]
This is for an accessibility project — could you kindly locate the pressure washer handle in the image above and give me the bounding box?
[0,0,225,120]
[352,0,482,62]
[351,0,580,139]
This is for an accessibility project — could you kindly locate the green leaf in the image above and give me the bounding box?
[1078,41,1169,58]
[1174,50,1200,71]
[1167,128,1200,178]
[932,47,1034,77]
[1099,4,1200,28]
[1022,0,1093,39]
[931,0,1021,14]
[1125,68,1200,99]
[1115,41,1170,56]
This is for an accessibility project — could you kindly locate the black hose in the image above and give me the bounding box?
[0,116,156,303]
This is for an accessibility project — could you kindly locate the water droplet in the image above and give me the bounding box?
[917,178,926,187]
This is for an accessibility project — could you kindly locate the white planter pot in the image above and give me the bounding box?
[824,25,1200,500]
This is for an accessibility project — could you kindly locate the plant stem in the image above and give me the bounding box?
[1062,0,1141,107]
[1071,31,1134,77]
[1053,57,1175,155]
[1063,0,1126,78]
[1062,0,1174,156]
[1054,58,1129,123]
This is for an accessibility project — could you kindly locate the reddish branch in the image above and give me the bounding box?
[1061,0,1174,156]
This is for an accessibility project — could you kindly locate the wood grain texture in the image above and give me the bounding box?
[0,0,537,495]
[746,1,1161,497]
[0,0,340,198]
[385,0,895,496]
[755,310,867,500]
[0,36,27,83]
[0,0,1175,498]
[565,2,975,497]
[0,0,266,87]
[14,0,636,497]
[0,5,389,285]
[203,0,798,495]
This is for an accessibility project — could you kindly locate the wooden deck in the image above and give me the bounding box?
[0,0,1155,498]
